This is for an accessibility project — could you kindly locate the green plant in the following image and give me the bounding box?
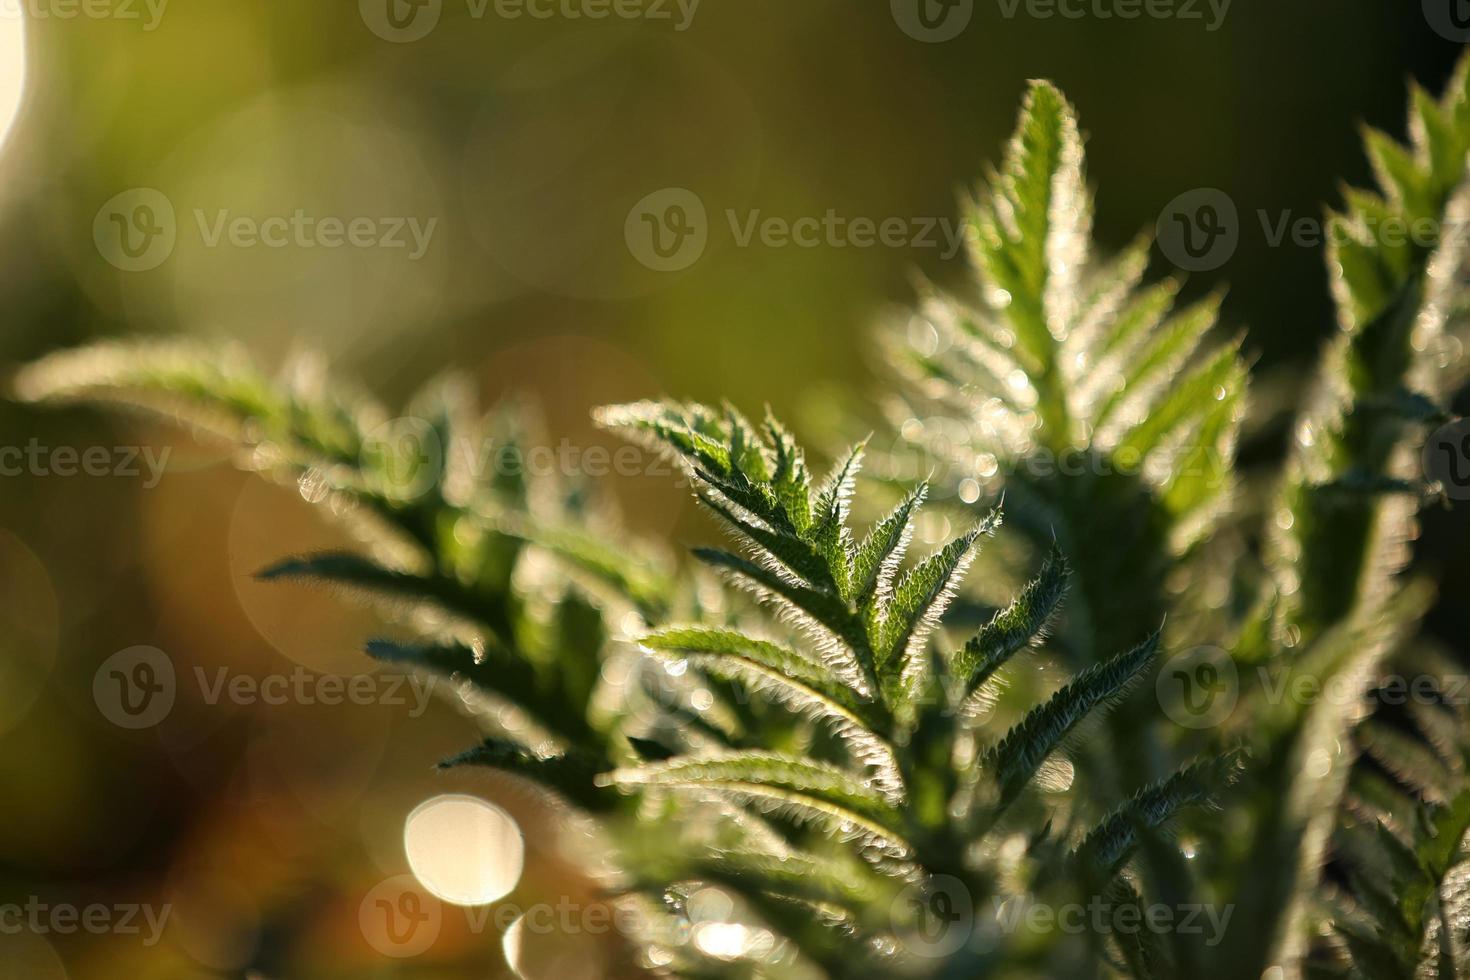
[15,54,1470,980]
[1313,646,1470,978]
[597,400,1232,975]
[13,342,673,810]
[885,55,1470,980]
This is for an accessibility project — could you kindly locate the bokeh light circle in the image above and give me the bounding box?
[404,794,524,906]
[503,912,604,980]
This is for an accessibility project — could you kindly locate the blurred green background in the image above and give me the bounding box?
[0,2,1465,977]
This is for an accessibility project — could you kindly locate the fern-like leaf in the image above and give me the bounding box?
[983,628,1160,815]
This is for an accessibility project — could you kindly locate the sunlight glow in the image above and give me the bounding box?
[0,10,26,153]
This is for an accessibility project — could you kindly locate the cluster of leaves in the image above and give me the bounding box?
[598,400,1231,975]
[885,56,1470,980]
[1313,648,1470,978]
[1270,56,1470,639]
[15,51,1470,980]
[13,341,1227,976]
[887,80,1246,666]
[13,342,671,811]
[882,83,1251,855]
[1237,61,1470,980]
